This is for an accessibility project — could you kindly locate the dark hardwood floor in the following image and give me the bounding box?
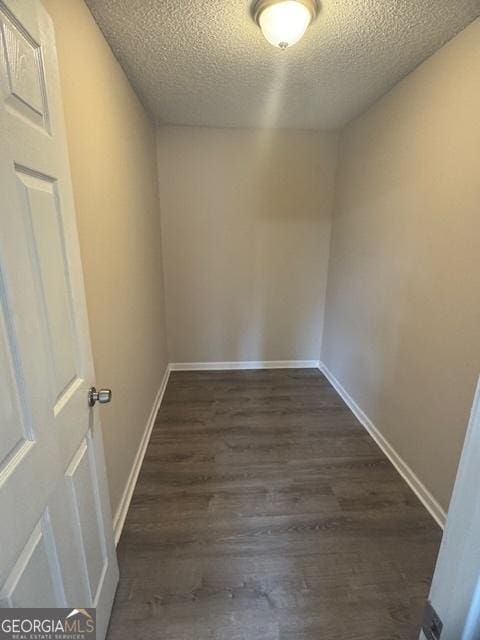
[107,369,441,640]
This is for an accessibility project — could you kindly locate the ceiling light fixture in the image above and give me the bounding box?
[253,0,318,50]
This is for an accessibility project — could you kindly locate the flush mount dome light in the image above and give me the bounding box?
[253,0,318,49]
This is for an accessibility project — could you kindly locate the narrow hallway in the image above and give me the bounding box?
[108,369,441,639]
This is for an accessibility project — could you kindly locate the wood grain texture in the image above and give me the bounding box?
[107,369,441,640]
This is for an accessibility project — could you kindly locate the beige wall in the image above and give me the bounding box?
[43,0,168,519]
[322,18,480,512]
[157,127,338,364]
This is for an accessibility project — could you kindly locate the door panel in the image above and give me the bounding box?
[0,10,49,131]
[0,514,64,607]
[0,302,32,474]
[66,437,108,605]
[0,0,119,633]
[16,167,80,403]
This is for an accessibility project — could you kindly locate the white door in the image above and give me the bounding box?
[0,0,119,636]
[420,375,480,640]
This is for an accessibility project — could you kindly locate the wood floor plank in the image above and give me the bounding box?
[107,369,441,640]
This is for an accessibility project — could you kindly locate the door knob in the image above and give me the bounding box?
[88,386,112,407]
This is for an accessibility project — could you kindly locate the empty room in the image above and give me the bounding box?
[0,1,479,639]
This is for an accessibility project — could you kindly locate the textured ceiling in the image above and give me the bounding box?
[85,0,480,130]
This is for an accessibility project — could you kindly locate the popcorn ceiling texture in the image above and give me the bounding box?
[85,0,480,130]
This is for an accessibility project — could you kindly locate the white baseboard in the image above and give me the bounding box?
[169,360,320,371]
[318,362,446,529]
[113,364,171,545]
